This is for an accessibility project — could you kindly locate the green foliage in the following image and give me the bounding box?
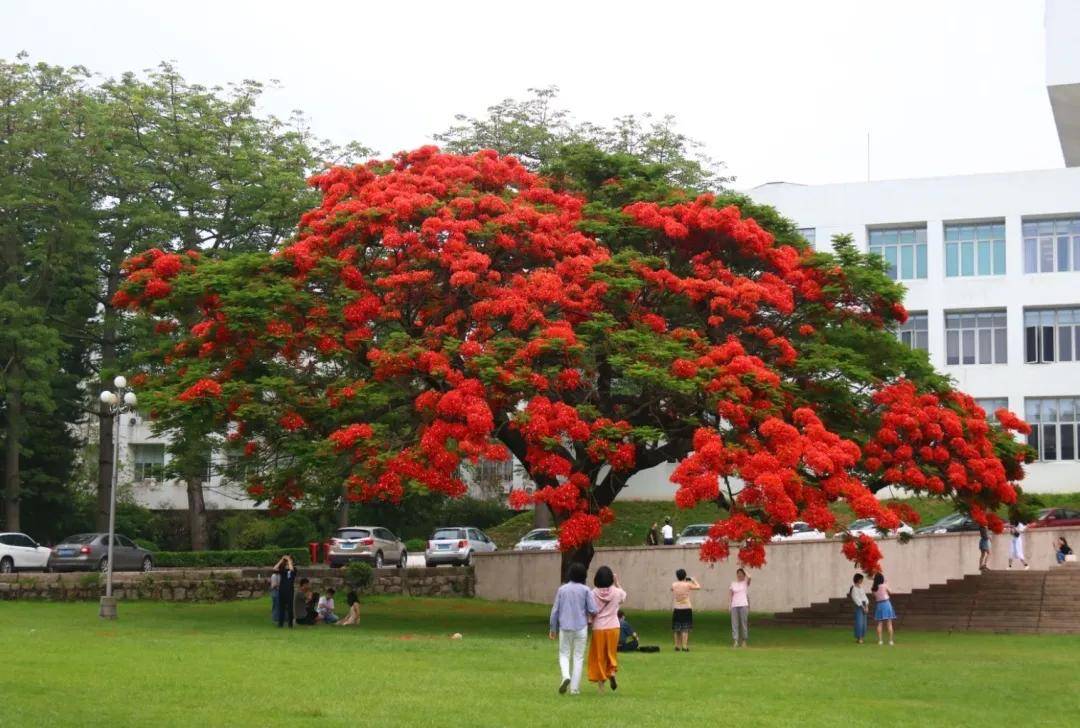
[346,495,511,541]
[134,539,159,552]
[153,548,310,568]
[342,561,373,590]
[435,86,727,191]
[405,538,426,553]
[77,572,101,589]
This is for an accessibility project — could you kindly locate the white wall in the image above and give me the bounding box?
[119,414,256,510]
[750,167,1080,494]
[1046,0,1080,88]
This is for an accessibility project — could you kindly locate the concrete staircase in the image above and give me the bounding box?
[773,564,1080,634]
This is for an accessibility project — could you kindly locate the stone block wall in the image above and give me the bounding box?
[0,566,474,602]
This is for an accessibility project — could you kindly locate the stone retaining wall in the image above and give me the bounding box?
[0,566,474,602]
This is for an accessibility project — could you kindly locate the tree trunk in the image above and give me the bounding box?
[4,371,21,531]
[96,304,118,531]
[186,477,208,551]
[532,502,553,529]
[559,541,595,583]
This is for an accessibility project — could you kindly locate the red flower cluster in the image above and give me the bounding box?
[177,379,222,402]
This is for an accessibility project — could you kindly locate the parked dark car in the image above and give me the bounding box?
[48,533,154,573]
[914,513,980,535]
[1027,508,1080,529]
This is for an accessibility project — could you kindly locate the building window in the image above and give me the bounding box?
[945,310,1007,365]
[975,397,1009,421]
[1025,396,1079,461]
[897,312,929,351]
[869,227,927,281]
[798,227,816,244]
[131,444,165,483]
[1023,218,1080,273]
[1025,306,1080,363]
[945,222,1005,277]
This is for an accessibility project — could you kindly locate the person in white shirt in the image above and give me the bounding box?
[849,573,869,644]
[317,587,339,624]
[661,518,675,546]
[1008,520,1029,569]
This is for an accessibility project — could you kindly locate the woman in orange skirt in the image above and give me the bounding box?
[587,566,627,692]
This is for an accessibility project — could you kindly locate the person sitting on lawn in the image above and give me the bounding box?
[617,610,639,652]
[294,579,317,625]
[317,587,339,624]
[1056,537,1074,565]
[337,591,361,626]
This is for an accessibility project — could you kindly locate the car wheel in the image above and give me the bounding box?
[142,557,153,572]
[0,557,13,574]
[398,551,407,569]
[374,551,384,569]
[98,557,109,573]
[462,552,472,567]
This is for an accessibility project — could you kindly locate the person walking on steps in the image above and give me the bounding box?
[1008,518,1029,569]
[978,525,992,571]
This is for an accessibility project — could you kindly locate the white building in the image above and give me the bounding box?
[748,0,1080,494]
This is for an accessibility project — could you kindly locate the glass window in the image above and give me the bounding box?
[798,227,815,244]
[975,398,1009,422]
[1023,217,1080,274]
[869,225,928,281]
[945,222,1005,277]
[1024,307,1080,364]
[1025,397,1080,461]
[945,310,1007,365]
[896,312,929,352]
[131,444,166,484]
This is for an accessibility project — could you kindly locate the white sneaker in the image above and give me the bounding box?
[1024,565,1030,570]
[889,640,894,646]
[878,640,883,645]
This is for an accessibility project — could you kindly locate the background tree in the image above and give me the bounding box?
[0,57,98,531]
[435,86,727,191]
[84,64,371,548]
[120,146,1031,575]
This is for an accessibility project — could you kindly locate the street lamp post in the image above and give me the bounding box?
[98,375,137,620]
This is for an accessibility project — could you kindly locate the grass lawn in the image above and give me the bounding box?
[486,493,1080,549]
[2,598,1078,727]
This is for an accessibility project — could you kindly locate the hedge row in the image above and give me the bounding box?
[153,548,311,568]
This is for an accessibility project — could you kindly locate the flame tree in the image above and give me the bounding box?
[117,146,1032,573]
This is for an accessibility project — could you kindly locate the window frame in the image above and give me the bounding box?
[944,221,1006,277]
[1024,306,1080,364]
[944,309,1008,366]
[1022,217,1080,274]
[868,226,928,281]
[1025,396,1080,462]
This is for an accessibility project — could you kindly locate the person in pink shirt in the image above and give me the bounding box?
[871,572,897,645]
[587,566,627,692]
[729,567,751,647]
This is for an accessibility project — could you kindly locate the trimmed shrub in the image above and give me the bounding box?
[405,538,426,553]
[154,548,310,568]
[343,561,373,590]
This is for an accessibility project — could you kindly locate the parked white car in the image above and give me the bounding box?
[675,524,711,546]
[513,528,559,551]
[844,518,914,539]
[770,521,827,542]
[425,526,497,566]
[0,532,52,573]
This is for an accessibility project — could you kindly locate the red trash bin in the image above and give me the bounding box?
[308,542,319,564]
[321,541,332,564]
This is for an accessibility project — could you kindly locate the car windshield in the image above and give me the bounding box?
[61,534,98,544]
[1035,509,1054,519]
[432,529,466,540]
[335,529,371,540]
[792,523,811,532]
[680,526,709,537]
[848,519,874,530]
[524,530,555,541]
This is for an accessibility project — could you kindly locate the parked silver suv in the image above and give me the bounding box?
[328,526,406,569]
[424,527,497,567]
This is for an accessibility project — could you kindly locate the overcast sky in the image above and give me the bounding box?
[2,0,1064,189]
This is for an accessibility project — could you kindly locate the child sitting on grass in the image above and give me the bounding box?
[337,591,361,626]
